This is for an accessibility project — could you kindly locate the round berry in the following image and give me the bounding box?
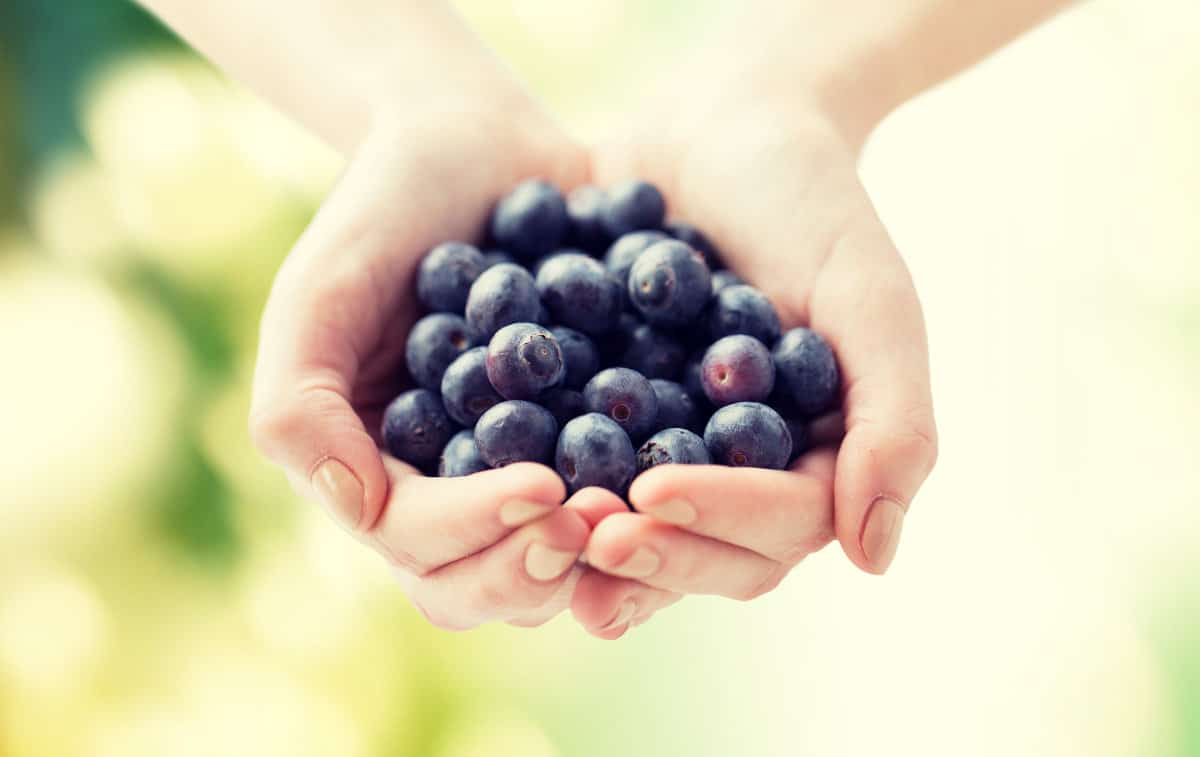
[535,252,622,335]
[618,323,686,380]
[566,185,611,253]
[382,389,457,468]
[541,387,587,429]
[489,179,568,259]
[772,328,840,417]
[440,347,502,427]
[701,334,775,406]
[583,367,659,442]
[664,221,722,269]
[703,402,792,470]
[474,400,558,467]
[637,428,710,473]
[708,284,781,345]
[649,379,701,433]
[602,179,666,237]
[627,240,712,328]
[604,230,670,295]
[550,327,600,389]
[416,242,485,313]
[464,262,541,342]
[405,313,471,391]
[556,413,637,495]
[710,269,744,296]
[439,430,490,477]
[486,322,565,400]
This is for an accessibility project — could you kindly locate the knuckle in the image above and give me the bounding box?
[248,401,301,457]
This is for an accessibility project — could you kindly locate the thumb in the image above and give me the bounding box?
[812,218,939,575]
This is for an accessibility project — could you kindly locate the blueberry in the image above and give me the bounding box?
[489,179,569,259]
[708,284,781,345]
[664,221,722,269]
[772,328,840,417]
[556,413,637,495]
[416,242,486,314]
[439,430,490,477]
[535,252,622,334]
[703,402,792,469]
[486,322,565,400]
[701,335,775,406]
[602,180,666,238]
[550,327,600,389]
[464,263,541,342]
[382,389,457,468]
[649,379,701,432]
[583,367,659,442]
[595,311,641,366]
[405,313,471,391]
[627,240,712,328]
[566,185,612,253]
[532,248,586,278]
[785,417,811,464]
[474,400,558,467]
[619,323,686,380]
[604,230,669,296]
[440,347,502,427]
[481,249,517,270]
[636,428,710,472]
[541,387,587,429]
[710,269,744,296]
[682,353,708,404]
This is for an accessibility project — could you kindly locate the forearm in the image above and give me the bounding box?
[137,0,524,152]
[707,0,1075,147]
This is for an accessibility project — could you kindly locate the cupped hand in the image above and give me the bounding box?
[572,89,938,637]
[249,94,593,630]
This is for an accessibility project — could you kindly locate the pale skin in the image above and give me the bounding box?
[140,0,1073,636]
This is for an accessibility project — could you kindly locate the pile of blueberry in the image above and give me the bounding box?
[382,179,840,497]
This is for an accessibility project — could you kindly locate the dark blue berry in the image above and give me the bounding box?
[604,230,669,298]
[650,379,701,432]
[382,389,457,467]
[541,387,586,429]
[708,284,781,345]
[416,242,485,314]
[405,313,470,391]
[566,185,612,253]
[602,180,666,237]
[556,413,637,495]
[439,430,490,477]
[535,252,622,334]
[619,323,686,380]
[595,312,640,366]
[701,335,775,406]
[474,400,558,467]
[464,263,541,342]
[583,367,659,442]
[772,328,840,417]
[440,347,502,427]
[710,269,745,296]
[703,402,791,469]
[550,327,600,389]
[486,322,565,400]
[682,352,708,404]
[637,428,710,472]
[489,179,569,260]
[627,240,712,328]
[664,221,722,269]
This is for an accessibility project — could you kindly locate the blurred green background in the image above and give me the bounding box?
[1,1,1197,755]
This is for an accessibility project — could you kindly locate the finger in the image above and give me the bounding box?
[627,465,834,564]
[570,569,681,640]
[401,507,589,631]
[365,458,566,576]
[562,486,629,530]
[585,513,784,600]
[811,217,938,575]
[506,565,584,628]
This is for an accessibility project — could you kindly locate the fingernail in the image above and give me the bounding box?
[500,499,557,528]
[602,599,637,631]
[613,546,661,578]
[312,459,364,530]
[642,498,696,526]
[525,543,578,582]
[861,496,905,574]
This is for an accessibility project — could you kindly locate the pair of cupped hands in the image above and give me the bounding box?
[248,55,938,639]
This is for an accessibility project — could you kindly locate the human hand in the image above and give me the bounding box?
[570,66,938,638]
[249,92,595,630]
